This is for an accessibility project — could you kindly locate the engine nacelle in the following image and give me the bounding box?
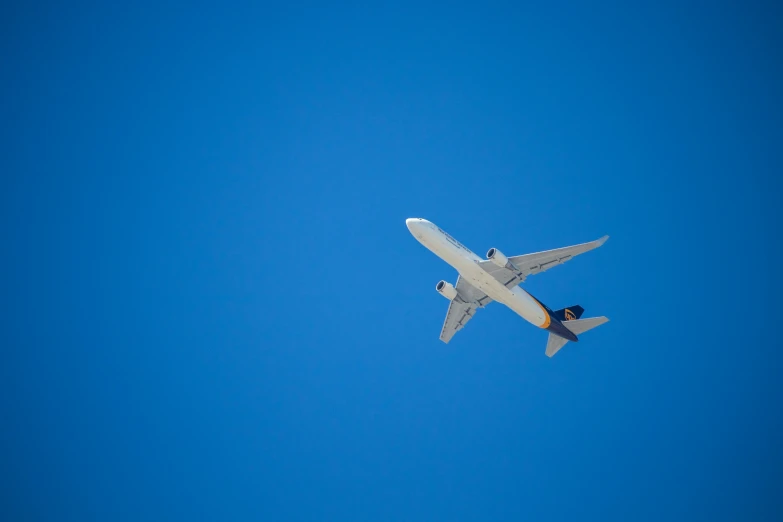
[486,247,510,268]
[435,280,458,301]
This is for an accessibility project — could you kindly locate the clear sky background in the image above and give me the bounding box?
[2,2,782,521]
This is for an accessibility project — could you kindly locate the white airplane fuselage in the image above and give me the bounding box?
[406,218,550,329]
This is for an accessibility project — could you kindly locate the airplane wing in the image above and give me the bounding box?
[479,236,609,288]
[439,276,492,343]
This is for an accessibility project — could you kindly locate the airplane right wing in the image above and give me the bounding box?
[439,276,492,343]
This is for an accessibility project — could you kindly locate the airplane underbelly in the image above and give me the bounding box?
[422,232,547,328]
[508,286,547,326]
[464,269,546,327]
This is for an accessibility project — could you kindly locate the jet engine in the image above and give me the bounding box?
[486,247,510,268]
[435,280,458,301]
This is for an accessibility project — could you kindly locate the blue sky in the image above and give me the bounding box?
[2,2,782,521]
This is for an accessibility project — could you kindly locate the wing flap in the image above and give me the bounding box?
[439,301,473,343]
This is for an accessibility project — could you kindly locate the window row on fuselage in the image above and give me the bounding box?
[437,226,473,256]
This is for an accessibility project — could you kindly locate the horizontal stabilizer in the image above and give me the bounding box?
[563,316,609,335]
[546,316,609,357]
[545,333,569,357]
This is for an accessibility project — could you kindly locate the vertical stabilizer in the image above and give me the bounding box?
[552,305,584,322]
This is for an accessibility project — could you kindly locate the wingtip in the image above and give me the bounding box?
[596,235,609,246]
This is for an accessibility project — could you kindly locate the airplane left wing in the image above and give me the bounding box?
[508,236,609,277]
[439,276,492,343]
[479,236,609,289]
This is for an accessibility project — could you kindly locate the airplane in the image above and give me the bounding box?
[406,218,609,357]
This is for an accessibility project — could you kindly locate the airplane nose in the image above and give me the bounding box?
[406,218,418,231]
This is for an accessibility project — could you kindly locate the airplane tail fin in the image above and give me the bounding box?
[545,316,609,357]
[552,305,584,322]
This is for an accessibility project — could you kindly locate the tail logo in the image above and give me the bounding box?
[564,309,576,321]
